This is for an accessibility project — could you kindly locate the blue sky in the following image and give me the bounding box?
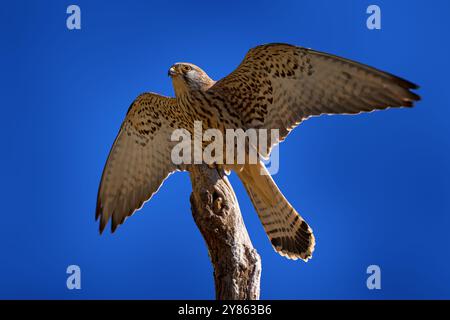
[0,0,449,299]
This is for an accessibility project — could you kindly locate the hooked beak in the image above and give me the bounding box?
[168,67,177,77]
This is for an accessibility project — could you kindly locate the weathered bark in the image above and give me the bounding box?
[189,164,261,300]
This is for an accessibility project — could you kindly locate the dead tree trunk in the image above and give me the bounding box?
[189,164,261,300]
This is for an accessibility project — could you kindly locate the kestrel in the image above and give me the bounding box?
[96,43,420,261]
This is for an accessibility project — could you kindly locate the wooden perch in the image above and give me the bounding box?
[189,164,261,300]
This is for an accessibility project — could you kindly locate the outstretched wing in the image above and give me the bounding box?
[96,93,184,233]
[208,43,420,156]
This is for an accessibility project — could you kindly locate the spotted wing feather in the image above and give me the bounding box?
[209,43,420,156]
[96,93,184,233]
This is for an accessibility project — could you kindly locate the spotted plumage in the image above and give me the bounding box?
[97,43,420,261]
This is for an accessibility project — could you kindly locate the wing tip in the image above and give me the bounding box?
[96,216,118,235]
[111,221,119,233]
[99,216,107,235]
[394,75,420,91]
[395,77,421,102]
[400,85,421,108]
[96,210,120,235]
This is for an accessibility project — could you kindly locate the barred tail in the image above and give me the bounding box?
[237,162,315,261]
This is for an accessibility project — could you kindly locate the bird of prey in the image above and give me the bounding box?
[96,43,420,261]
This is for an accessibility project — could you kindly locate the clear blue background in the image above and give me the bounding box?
[0,0,449,299]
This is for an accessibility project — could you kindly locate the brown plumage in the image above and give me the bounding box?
[96,43,420,261]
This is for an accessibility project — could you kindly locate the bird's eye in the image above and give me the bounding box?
[183,65,192,72]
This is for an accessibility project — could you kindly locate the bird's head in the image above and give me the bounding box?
[168,63,215,96]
